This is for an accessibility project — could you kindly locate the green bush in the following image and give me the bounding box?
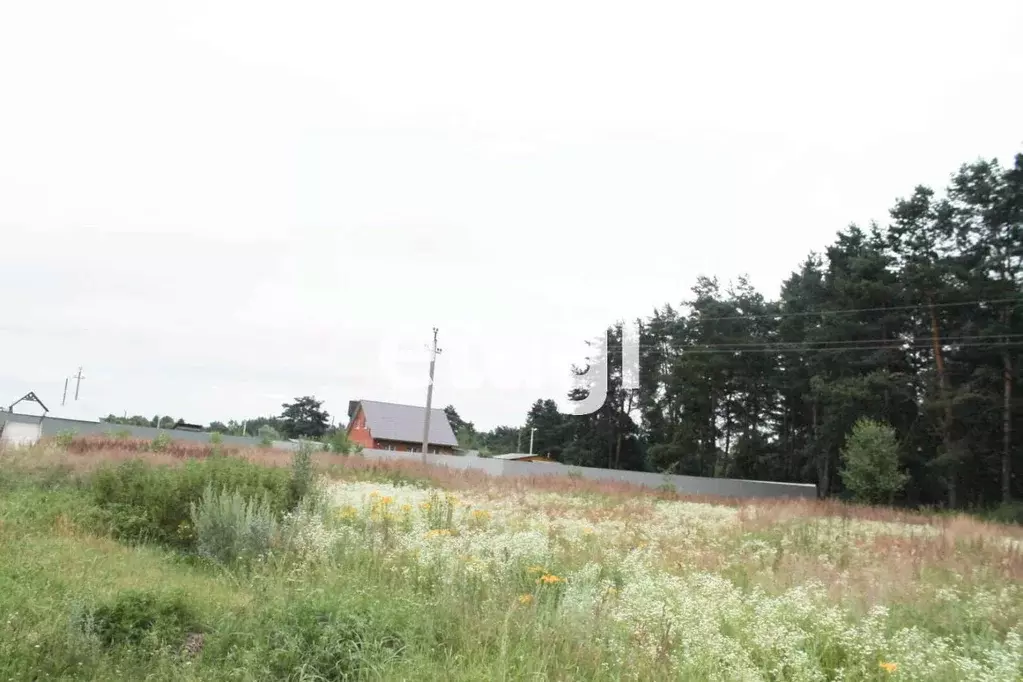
[190,485,278,565]
[149,432,172,453]
[209,431,224,457]
[79,589,201,649]
[325,430,355,454]
[839,418,909,505]
[288,441,316,509]
[55,429,77,448]
[258,425,279,448]
[985,501,1023,526]
[91,457,292,548]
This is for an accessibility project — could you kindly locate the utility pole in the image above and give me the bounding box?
[62,377,69,406]
[73,367,85,401]
[421,327,441,463]
[529,427,537,456]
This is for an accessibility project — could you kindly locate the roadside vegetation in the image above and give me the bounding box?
[1,437,1021,681]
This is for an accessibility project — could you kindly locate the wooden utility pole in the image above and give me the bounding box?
[73,367,85,401]
[928,299,956,507]
[421,328,441,463]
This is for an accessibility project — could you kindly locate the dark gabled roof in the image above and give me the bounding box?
[173,419,204,431]
[493,452,555,460]
[348,399,458,447]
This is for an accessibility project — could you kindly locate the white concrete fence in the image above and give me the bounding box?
[357,448,818,500]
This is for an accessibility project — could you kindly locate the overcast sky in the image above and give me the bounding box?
[1,1,1021,430]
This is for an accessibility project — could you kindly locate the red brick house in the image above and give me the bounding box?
[346,399,459,454]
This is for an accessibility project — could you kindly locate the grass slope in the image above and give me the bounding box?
[1,441,1021,681]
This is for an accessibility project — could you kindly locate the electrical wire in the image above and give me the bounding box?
[643,296,1023,324]
[609,333,1023,350]
[589,340,1023,356]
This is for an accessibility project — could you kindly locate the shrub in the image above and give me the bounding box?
[288,441,317,509]
[258,425,279,448]
[325,430,355,455]
[209,431,224,457]
[55,429,76,448]
[91,457,291,548]
[190,485,278,565]
[985,501,1023,526]
[80,589,201,649]
[149,432,172,452]
[839,418,908,505]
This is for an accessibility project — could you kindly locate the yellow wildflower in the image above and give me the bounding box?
[424,528,453,539]
[400,504,412,513]
[879,662,897,673]
[517,594,534,605]
[537,574,563,585]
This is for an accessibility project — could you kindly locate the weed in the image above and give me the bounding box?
[55,429,76,448]
[287,441,317,510]
[261,599,406,681]
[190,485,278,565]
[82,590,201,650]
[91,457,291,548]
[149,432,172,453]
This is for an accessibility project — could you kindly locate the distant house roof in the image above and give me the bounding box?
[172,419,204,432]
[348,399,458,447]
[492,452,555,461]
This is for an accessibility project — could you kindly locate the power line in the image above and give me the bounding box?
[599,333,1023,351]
[651,296,1023,325]
[672,341,1023,355]
[590,340,1023,356]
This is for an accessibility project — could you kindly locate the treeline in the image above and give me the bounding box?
[460,152,1021,511]
[100,413,290,438]
[101,396,335,442]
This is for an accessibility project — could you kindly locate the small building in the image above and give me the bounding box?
[492,452,557,463]
[346,399,458,455]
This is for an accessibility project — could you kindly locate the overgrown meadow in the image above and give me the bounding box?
[1,438,1022,681]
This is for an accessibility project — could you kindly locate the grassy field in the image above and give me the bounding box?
[1,439,1021,681]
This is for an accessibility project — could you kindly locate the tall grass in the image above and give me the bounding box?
[90,456,292,548]
[2,439,1022,680]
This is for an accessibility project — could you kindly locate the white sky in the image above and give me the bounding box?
[1,0,1021,429]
